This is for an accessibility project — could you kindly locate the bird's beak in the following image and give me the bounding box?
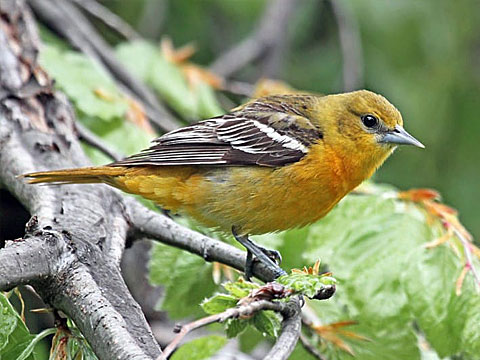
[380,125,425,148]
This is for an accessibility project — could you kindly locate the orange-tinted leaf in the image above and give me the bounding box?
[292,260,322,275]
[397,188,441,202]
[125,97,154,134]
[183,64,223,89]
[311,320,369,355]
[424,229,453,249]
[160,37,224,90]
[161,37,196,64]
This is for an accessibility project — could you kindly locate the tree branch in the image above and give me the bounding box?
[0,2,321,360]
[264,296,302,360]
[28,0,180,132]
[299,333,327,360]
[330,0,364,91]
[210,0,297,78]
[159,299,289,359]
[75,121,124,162]
[158,296,301,360]
[0,2,161,358]
[126,199,282,283]
[71,0,140,41]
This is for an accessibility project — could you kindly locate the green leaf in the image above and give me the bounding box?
[116,40,197,119]
[276,272,336,299]
[462,296,480,359]
[280,191,480,359]
[402,244,480,358]
[194,81,223,118]
[0,293,34,360]
[222,280,260,299]
[16,328,56,360]
[39,45,128,121]
[201,294,238,315]
[287,194,431,359]
[252,310,281,338]
[149,243,216,319]
[79,116,152,158]
[170,335,227,360]
[288,342,317,360]
[225,319,248,338]
[115,40,223,120]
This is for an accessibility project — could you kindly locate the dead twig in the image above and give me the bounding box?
[75,121,123,162]
[159,300,287,359]
[159,296,301,360]
[29,0,180,132]
[71,0,140,41]
[210,0,297,78]
[330,0,364,91]
[299,333,327,360]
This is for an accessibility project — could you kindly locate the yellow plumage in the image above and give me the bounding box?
[23,90,423,236]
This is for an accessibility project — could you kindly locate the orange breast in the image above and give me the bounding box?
[111,143,364,235]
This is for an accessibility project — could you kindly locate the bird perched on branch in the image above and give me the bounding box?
[23,90,424,279]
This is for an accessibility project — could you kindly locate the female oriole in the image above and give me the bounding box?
[24,90,424,278]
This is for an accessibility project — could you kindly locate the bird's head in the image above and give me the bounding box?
[318,89,423,155]
[313,89,423,178]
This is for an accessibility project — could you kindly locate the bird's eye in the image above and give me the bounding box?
[361,114,379,128]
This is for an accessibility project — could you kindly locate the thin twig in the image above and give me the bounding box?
[137,0,167,39]
[71,0,140,40]
[330,0,364,91]
[159,299,289,359]
[210,0,297,78]
[29,0,180,132]
[221,80,255,97]
[264,296,302,360]
[75,121,124,161]
[299,333,327,360]
[126,198,283,283]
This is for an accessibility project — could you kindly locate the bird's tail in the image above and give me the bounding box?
[21,166,128,185]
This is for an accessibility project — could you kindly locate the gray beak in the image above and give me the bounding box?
[380,125,425,148]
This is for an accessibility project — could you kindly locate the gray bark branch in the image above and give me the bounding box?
[0,1,161,358]
[0,1,303,359]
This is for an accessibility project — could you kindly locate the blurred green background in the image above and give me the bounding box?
[104,0,480,239]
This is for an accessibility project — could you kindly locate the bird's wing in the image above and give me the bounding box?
[112,98,323,167]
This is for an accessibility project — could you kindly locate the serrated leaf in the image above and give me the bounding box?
[462,297,480,359]
[170,335,227,360]
[252,310,281,338]
[225,319,248,338]
[201,294,238,315]
[149,243,216,319]
[222,280,259,299]
[290,194,431,359]
[276,273,336,298]
[402,245,479,358]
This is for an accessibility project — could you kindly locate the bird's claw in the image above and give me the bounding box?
[257,247,282,266]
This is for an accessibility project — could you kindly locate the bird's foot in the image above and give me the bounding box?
[232,227,286,281]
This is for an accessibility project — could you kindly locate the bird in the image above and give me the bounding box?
[23,90,424,279]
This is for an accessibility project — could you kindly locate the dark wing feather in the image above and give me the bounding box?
[112,97,323,167]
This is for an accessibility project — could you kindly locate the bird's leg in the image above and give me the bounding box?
[232,227,287,280]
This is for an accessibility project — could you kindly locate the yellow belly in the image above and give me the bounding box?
[112,146,359,235]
